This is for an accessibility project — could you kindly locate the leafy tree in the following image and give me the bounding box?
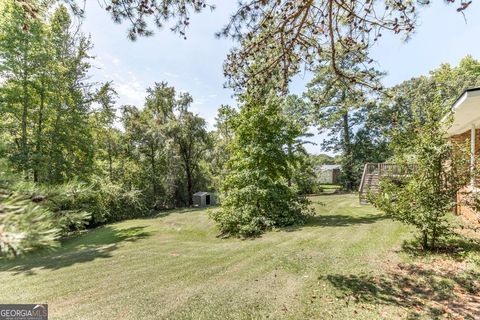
[91,82,121,182]
[0,0,47,179]
[0,2,96,183]
[375,56,480,153]
[120,82,209,207]
[169,96,210,205]
[282,95,316,193]
[208,105,238,191]
[371,98,470,250]
[212,91,312,237]
[45,5,95,183]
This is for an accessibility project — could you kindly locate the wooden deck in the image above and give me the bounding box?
[358,163,416,204]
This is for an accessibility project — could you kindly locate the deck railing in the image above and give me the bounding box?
[359,163,417,204]
[363,163,417,176]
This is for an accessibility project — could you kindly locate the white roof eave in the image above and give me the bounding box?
[446,89,480,137]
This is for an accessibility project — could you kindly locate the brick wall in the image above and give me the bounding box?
[449,129,480,223]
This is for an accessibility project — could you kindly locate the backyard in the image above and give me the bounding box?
[1,194,479,319]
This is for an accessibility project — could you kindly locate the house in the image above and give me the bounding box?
[359,88,480,222]
[446,87,480,222]
[317,164,341,184]
[192,191,216,208]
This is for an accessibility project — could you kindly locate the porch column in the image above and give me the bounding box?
[471,123,476,187]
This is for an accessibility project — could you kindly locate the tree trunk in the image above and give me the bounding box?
[149,142,157,202]
[34,80,45,183]
[186,160,193,206]
[48,109,62,182]
[21,50,29,179]
[422,231,429,250]
[342,110,353,190]
[287,142,293,187]
[108,139,113,181]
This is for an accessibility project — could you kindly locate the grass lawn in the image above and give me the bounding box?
[1,194,479,319]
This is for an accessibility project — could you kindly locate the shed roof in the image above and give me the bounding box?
[447,87,480,136]
[320,164,341,170]
[193,192,209,196]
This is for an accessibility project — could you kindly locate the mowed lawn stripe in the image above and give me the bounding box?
[0,194,411,319]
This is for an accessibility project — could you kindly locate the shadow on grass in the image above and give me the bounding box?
[324,262,480,319]
[0,226,152,276]
[400,233,480,261]
[323,235,480,318]
[282,213,388,232]
[306,214,388,227]
[141,206,215,220]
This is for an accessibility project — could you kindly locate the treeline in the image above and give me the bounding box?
[0,2,213,256]
[0,1,316,255]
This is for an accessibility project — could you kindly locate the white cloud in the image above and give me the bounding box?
[164,72,180,78]
[115,81,145,106]
[112,58,121,65]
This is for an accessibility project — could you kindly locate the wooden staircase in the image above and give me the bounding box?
[359,163,416,204]
[359,164,379,204]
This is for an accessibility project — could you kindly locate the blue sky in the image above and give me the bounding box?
[81,1,480,154]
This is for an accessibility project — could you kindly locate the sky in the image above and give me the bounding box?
[80,1,480,155]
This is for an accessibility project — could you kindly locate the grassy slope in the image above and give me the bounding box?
[0,194,471,319]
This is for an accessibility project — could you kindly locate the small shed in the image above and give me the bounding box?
[192,192,215,208]
[318,164,341,184]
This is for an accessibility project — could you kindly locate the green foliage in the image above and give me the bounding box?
[211,91,312,237]
[120,82,210,208]
[0,192,59,258]
[371,100,470,250]
[0,156,59,257]
[306,54,388,190]
[0,1,95,183]
[377,56,480,151]
[18,179,147,230]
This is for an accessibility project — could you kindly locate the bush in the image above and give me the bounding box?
[214,179,312,237]
[91,179,147,225]
[24,179,148,229]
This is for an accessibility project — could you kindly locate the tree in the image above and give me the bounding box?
[282,95,316,193]
[169,103,210,205]
[120,82,210,208]
[0,2,97,183]
[305,52,382,190]
[375,56,480,153]
[0,0,47,179]
[45,5,95,183]
[211,90,312,237]
[91,82,121,182]
[372,98,470,250]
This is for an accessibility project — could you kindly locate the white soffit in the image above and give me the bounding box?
[447,88,480,136]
